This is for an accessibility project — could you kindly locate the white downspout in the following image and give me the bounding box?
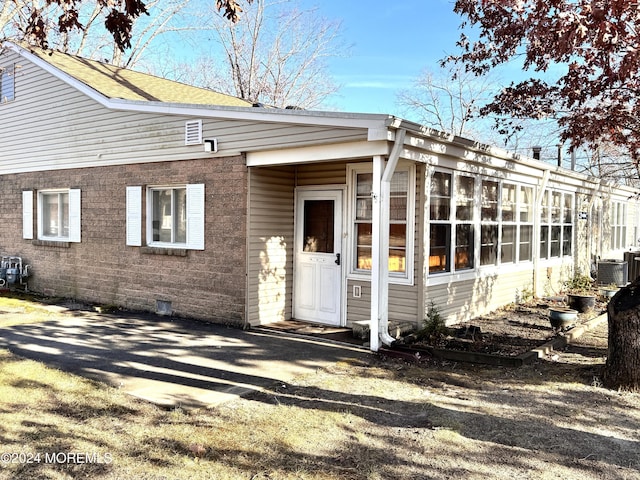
[370,129,406,351]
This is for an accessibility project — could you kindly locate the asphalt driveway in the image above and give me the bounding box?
[0,309,370,408]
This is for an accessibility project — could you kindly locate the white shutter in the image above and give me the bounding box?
[126,186,142,246]
[22,190,33,239]
[68,189,81,243]
[186,183,205,250]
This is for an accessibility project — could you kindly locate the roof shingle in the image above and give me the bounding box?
[30,47,252,108]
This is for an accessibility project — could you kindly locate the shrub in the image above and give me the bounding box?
[418,301,448,340]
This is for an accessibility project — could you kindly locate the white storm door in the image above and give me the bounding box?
[294,190,343,325]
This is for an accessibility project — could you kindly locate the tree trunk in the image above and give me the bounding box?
[602,277,640,391]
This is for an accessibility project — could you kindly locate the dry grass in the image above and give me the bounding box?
[0,294,63,326]
[1,300,639,479]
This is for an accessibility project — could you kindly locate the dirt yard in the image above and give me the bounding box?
[410,298,608,357]
[0,293,639,479]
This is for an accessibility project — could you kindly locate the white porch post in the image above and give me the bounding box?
[370,155,383,352]
[532,169,550,297]
[370,129,406,351]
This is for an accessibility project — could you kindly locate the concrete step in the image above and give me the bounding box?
[351,320,416,340]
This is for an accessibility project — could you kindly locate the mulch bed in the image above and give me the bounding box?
[402,298,608,358]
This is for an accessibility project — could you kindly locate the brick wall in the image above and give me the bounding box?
[0,156,248,326]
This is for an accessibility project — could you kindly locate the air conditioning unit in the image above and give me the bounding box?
[597,260,628,286]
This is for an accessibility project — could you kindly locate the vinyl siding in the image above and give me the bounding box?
[247,167,295,325]
[426,268,537,325]
[296,161,350,185]
[346,281,420,326]
[0,53,368,175]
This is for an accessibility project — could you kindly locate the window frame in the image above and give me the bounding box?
[126,183,204,250]
[143,183,205,250]
[147,185,188,246]
[347,163,416,285]
[611,200,628,250]
[33,188,81,243]
[539,189,574,260]
[428,169,537,278]
[1,64,15,103]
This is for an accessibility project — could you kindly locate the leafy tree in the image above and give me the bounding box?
[15,0,252,51]
[450,0,640,164]
[451,0,640,391]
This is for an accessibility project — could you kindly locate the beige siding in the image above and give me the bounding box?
[427,268,537,325]
[0,54,368,175]
[346,281,420,327]
[247,167,295,325]
[296,161,350,185]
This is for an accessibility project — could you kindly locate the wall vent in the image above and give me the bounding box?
[156,299,173,316]
[185,120,203,145]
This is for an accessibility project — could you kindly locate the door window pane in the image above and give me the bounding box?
[540,226,549,259]
[563,226,572,256]
[551,191,562,223]
[303,200,334,253]
[550,225,561,257]
[564,194,573,223]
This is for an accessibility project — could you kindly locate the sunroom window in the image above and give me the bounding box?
[429,170,537,276]
[480,180,498,265]
[352,166,413,279]
[429,171,452,273]
[539,189,573,259]
[612,201,627,250]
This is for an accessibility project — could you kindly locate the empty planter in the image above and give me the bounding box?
[567,294,596,313]
[549,307,578,329]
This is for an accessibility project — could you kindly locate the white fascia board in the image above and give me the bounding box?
[106,98,392,131]
[246,140,389,166]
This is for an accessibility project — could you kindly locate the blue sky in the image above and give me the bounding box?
[299,0,465,116]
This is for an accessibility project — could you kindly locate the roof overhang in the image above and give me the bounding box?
[3,41,396,134]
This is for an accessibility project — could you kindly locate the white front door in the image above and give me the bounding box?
[294,189,343,325]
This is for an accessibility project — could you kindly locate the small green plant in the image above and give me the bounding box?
[418,301,448,340]
[564,273,594,295]
[515,285,534,304]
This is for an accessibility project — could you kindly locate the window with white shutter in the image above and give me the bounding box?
[35,188,81,242]
[134,183,204,250]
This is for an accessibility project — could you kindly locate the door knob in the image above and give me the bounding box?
[335,253,341,265]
